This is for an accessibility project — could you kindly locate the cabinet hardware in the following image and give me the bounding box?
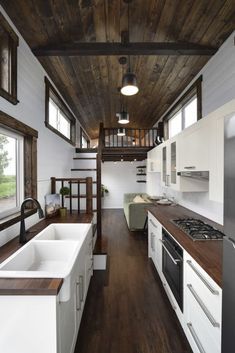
[187,323,206,353]
[187,284,220,327]
[228,237,235,249]
[159,239,181,265]
[150,219,157,228]
[163,283,177,310]
[76,282,81,311]
[79,275,84,302]
[186,260,219,295]
[184,166,196,169]
[151,232,155,251]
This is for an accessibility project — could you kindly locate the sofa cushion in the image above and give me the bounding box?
[133,195,146,203]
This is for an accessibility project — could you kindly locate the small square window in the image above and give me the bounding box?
[0,13,19,105]
[45,78,76,145]
[184,97,197,129]
[169,111,182,138]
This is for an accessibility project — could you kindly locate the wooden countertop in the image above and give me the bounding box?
[0,212,93,295]
[147,204,223,288]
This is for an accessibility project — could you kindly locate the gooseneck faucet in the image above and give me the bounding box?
[19,198,44,244]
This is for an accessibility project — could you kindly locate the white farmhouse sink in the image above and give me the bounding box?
[0,223,92,301]
[34,223,91,241]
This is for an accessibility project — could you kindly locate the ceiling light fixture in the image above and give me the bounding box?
[120,0,139,96]
[116,111,129,124]
[117,128,126,137]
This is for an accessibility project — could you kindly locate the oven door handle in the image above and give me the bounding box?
[159,239,181,265]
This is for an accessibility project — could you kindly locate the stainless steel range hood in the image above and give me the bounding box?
[177,171,209,180]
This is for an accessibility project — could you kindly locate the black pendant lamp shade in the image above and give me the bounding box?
[116,110,129,124]
[121,72,139,96]
[117,127,126,136]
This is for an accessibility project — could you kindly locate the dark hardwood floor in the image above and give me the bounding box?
[75,209,192,353]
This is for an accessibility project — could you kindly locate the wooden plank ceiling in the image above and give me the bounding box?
[1,0,234,139]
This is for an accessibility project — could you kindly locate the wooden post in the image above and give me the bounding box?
[97,122,103,238]
[51,177,56,194]
[86,177,93,214]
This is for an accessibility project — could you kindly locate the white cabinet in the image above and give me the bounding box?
[147,146,161,172]
[179,117,212,172]
[148,211,162,274]
[184,251,222,353]
[161,137,179,190]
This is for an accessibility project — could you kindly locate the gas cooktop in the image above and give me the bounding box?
[172,218,225,241]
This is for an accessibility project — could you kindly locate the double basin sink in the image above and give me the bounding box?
[0,223,92,301]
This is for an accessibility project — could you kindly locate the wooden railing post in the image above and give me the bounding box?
[97,123,103,238]
[86,177,93,214]
[51,177,56,194]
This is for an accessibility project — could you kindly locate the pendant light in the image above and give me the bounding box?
[117,127,126,136]
[121,0,139,96]
[116,88,130,124]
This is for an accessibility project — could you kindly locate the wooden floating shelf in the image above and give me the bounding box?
[136,173,146,176]
[136,180,146,183]
[136,165,146,168]
[75,148,97,153]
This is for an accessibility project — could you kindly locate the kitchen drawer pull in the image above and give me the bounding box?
[163,283,177,310]
[184,166,196,169]
[187,323,206,353]
[150,219,158,228]
[151,232,155,251]
[186,260,219,295]
[159,239,181,265]
[76,282,81,311]
[187,284,220,328]
[228,237,235,249]
[79,275,84,302]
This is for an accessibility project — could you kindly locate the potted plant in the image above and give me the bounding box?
[101,184,109,197]
[59,186,70,217]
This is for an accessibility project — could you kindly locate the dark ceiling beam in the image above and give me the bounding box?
[32,42,217,57]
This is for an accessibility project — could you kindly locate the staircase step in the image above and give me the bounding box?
[73,157,96,160]
[75,148,97,153]
[71,168,97,171]
[65,195,97,198]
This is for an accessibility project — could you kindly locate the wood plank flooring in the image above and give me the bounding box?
[75,209,192,353]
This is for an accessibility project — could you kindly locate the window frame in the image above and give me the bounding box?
[163,76,202,139]
[0,126,24,219]
[0,12,19,105]
[45,77,76,146]
[0,110,38,231]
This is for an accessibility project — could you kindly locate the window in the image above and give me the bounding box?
[0,127,23,218]
[0,110,38,229]
[0,13,19,105]
[164,76,202,139]
[45,77,76,145]
[80,127,90,148]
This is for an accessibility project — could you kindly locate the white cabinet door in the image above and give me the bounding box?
[179,118,211,172]
[148,212,162,274]
[161,138,179,190]
[58,281,77,353]
[147,146,161,172]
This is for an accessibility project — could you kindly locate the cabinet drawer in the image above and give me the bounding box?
[186,288,221,353]
[184,254,222,325]
[148,212,161,234]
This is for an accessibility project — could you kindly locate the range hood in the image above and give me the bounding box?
[177,171,209,180]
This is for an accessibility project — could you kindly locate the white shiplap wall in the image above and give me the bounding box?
[0,6,81,246]
[152,31,235,225]
[101,162,146,209]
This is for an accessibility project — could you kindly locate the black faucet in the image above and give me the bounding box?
[19,198,44,244]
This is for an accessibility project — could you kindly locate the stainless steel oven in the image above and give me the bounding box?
[161,228,183,311]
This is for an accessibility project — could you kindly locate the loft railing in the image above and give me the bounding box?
[102,127,159,148]
[51,177,93,214]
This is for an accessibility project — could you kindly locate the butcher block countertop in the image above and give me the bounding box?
[147,204,223,288]
[0,212,93,295]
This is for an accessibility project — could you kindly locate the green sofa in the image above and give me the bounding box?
[123,193,152,231]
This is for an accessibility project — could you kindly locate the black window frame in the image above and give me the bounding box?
[163,76,202,139]
[0,12,19,105]
[80,127,90,148]
[45,77,76,146]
